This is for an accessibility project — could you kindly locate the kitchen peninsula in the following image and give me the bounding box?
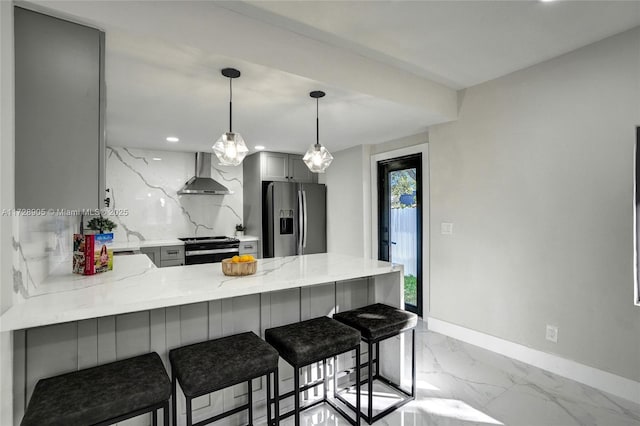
[3,253,404,425]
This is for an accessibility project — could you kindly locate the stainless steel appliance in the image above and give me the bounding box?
[264,182,326,257]
[177,153,233,195]
[178,236,240,265]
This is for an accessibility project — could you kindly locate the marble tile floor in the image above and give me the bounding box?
[270,319,640,426]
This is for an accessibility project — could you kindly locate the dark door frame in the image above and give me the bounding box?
[377,153,423,316]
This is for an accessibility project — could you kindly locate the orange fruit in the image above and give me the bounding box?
[231,255,240,263]
[240,255,251,262]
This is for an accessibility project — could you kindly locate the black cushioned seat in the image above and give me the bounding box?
[333,304,417,424]
[265,316,361,367]
[169,331,280,426]
[333,303,418,341]
[169,331,279,397]
[265,316,362,425]
[21,352,171,426]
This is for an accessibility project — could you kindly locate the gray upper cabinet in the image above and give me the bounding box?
[259,152,317,183]
[261,152,289,182]
[14,7,105,210]
[288,155,316,183]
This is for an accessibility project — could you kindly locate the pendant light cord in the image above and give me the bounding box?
[316,97,320,147]
[228,77,233,133]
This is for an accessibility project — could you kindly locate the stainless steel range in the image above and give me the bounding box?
[178,236,240,265]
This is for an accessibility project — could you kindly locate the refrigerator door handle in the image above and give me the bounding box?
[297,189,304,254]
[302,190,308,248]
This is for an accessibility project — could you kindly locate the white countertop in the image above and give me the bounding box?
[236,235,259,242]
[0,253,400,332]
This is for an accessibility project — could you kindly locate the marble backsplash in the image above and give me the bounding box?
[10,147,242,300]
[12,215,79,301]
[106,147,243,242]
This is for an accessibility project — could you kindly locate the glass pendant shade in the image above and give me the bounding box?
[213,68,247,166]
[212,132,248,166]
[304,90,332,173]
[303,143,333,173]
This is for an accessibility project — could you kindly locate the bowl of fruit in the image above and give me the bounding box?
[221,254,257,276]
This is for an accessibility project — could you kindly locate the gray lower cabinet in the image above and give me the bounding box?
[160,245,185,267]
[140,245,185,268]
[239,239,259,258]
[14,7,105,210]
[139,246,160,267]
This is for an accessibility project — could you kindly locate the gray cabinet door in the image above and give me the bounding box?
[14,7,105,209]
[140,247,160,267]
[239,239,259,257]
[288,154,317,183]
[260,152,289,182]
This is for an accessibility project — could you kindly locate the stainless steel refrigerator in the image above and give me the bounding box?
[264,182,326,257]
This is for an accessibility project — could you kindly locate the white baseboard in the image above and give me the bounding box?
[427,317,640,403]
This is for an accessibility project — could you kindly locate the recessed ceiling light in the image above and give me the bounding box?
[255,145,265,150]
[152,157,162,161]
[166,136,180,143]
[539,0,556,2]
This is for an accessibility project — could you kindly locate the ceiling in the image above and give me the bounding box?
[225,0,640,89]
[105,31,431,154]
[35,0,640,155]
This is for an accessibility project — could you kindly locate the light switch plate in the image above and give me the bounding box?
[441,222,453,235]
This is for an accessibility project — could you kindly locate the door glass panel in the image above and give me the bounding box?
[389,168,418,307]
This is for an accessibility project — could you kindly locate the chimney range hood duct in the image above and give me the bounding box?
[178,152,233,195]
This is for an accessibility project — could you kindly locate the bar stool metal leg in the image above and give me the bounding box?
[367,341,373,422]
[333,356,338,399]
[356,345,361,426]
[186,397,193,426]
[375,342,380,378]
[323,359,328,398]
[171,370,177,426]
[163,401,169,426]
[411,329,416,398]
[267,370,272,425]
[294,366,300,426]
[152,408,157,426]
[248,379,253,425]
[274,368,280,426]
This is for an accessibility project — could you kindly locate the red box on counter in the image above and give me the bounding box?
[73,233,114,275]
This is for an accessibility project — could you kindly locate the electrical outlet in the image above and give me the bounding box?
[441,222,454,235]
[546,325,558,343]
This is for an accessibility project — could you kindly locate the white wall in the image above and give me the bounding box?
[325,135,430,316]
[0,0,14,423]
[325,145,371,257]
[429,27,640,382]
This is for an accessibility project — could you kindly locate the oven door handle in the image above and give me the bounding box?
[186,248,239,256]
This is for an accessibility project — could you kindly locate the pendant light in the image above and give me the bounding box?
[303,90,333,173]
[212,68,249,166]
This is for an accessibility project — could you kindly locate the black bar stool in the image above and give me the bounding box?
[265,316,362,426]
[333,303,418,424]
[21,352,171,426]
[169,331,279,426]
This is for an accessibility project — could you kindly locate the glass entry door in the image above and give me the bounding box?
[378,154,423,315]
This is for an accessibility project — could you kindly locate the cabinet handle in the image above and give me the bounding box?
[167,250,179,254]
[244,245,254,249]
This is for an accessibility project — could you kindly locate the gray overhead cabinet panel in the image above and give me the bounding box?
[15,7,105,210]
[260,152,317,184]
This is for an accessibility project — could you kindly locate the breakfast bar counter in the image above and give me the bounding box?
[5,253,405,426]
[0,253,402,332]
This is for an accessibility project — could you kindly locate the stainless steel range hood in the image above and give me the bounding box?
[178,152,233,195]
